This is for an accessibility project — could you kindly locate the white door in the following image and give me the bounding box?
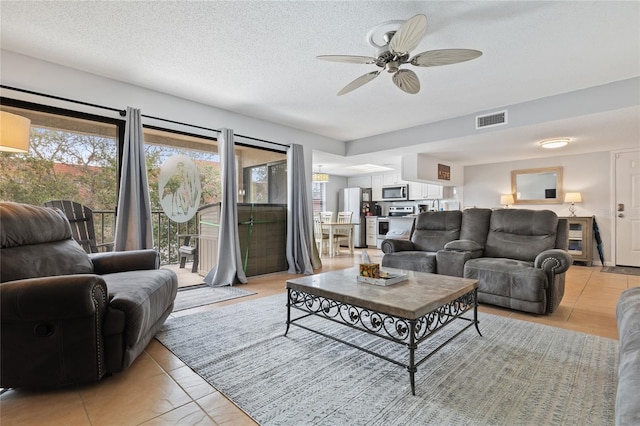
[616,150,640,267]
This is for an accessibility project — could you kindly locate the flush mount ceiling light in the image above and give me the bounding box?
[539,138,570,149]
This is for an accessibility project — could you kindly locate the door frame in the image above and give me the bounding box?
[610,148,640,267]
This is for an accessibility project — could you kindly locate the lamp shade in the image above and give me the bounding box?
[500,194,514,205]
[312,165,329,183]
[312,173,329,182]
[0,111,31,153]
[564,192,582,203]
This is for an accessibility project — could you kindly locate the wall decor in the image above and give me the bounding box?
[438,164,451,181]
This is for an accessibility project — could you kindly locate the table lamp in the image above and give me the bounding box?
[564,192,582,217]
[500,194,514,208]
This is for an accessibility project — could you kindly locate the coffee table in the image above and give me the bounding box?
[285,267,481,395]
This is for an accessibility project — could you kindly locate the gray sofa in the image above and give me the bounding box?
[0,202,178,388]
[616,287,640,425]
[382,208,572,314]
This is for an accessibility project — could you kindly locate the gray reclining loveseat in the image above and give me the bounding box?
[0,202,178,388]
[382,208,572,315]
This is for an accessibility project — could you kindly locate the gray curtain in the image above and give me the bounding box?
[286,143,321,274]
[114,107,154,251]
[204,129,247,287]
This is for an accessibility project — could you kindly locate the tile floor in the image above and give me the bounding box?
[1,249,638,425]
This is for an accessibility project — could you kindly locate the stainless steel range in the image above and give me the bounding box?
[388,206,415,217]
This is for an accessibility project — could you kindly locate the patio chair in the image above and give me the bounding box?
[43,200,114,254]
[178,234,199,273]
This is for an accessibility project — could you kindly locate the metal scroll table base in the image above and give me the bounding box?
[284,288,482,395]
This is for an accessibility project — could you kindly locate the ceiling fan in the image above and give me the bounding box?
[318,14,482,96]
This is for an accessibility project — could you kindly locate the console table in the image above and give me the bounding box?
[561,216,594,266]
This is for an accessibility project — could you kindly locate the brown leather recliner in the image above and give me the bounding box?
[0,202,178,388]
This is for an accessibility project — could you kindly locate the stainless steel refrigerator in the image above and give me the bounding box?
[338,187,372,248]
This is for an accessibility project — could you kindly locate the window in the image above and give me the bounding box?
[0,101,121,245]
[242,160,287,204]
[312,181,326,213]
[142,128,288,265]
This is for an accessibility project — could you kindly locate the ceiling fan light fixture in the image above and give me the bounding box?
[539,138,570,149]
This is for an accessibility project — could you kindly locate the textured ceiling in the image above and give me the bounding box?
[1,1,639,174]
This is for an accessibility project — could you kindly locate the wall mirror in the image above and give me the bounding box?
[511,166,563,204]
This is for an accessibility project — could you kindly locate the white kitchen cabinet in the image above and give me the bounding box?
[365,216,377,247]
[408,181,423,200]
[383,173,406,185]
[425,184,443,199]
[371,175,383,201]
[406,182,443,200]
[347,175,372,188]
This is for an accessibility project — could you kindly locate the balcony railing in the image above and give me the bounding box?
[93,210,198,265]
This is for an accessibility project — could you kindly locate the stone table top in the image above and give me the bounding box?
[286,267,478,320]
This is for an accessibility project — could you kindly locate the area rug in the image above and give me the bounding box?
[172,285,255,312]
[157,294,617,425]
[602,265,640,276]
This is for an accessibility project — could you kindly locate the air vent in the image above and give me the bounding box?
[476,110,507,129]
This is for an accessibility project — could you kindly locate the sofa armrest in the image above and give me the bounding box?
[90,249,159,274]
[443,240,484,257]
[0,275,109,387]
[436,250,472,277]
[1,275,108,321]
[380,239,416,254]
[534,249,573,274]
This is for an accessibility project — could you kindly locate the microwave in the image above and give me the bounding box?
[381,185,408,201]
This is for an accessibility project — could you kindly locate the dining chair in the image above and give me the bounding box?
[332,211,353,255]
[314,216,330,256]
[320,211,334,223]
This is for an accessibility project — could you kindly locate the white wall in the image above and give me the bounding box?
[0,50,346,213]
[324,176,348,215]
[464,151,612,264]
[0,51,620,264]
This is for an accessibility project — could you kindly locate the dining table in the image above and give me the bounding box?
[321,222,355,257]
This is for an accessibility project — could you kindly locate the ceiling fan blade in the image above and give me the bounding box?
[389,14,427,56]
[337,71,380,96]
[410,49,483,67]
[392,69,420,94]
[317,55,376,64]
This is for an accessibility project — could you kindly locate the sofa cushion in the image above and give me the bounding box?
[1,202,72,248]
[616,287,640,426]
[464,257,547,303]
[381,252,437,273]
[101,269,178,350]
[411,211,462,252]
[484,209,558,261]
[0,203,93,282]
[459,208,492,246]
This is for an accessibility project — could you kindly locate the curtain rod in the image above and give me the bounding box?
[1,85,291,148]
[141,113,290,148]
[1,85,126,116]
